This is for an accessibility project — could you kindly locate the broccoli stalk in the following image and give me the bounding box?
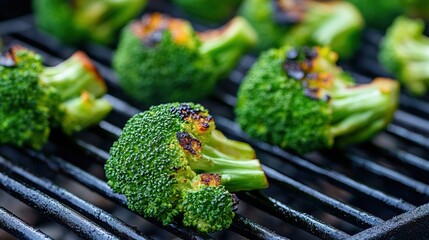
[33,0,147,45]
[0,46,111,149]
[199,16,257,76]
[105,103,268,232]
[239,0,363,57]
[236,46,399,153]
[330,78,399,146]
[379,16,429,95]
[113,13,256,104]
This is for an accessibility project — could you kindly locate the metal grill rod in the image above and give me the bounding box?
[0,157,118,240]
[0,157,151,240]
[0,206,52,240]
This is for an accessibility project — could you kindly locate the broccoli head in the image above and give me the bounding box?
[235,46,399,153]
[239,0,363,57]
[105,102,268,232]
[172,0,243,23]
[379,16,429,96]
[0,46,112,149]
[33,0,147,45]
[113,13,257,104]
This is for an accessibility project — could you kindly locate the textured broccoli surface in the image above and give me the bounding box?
[240,0,363,57]
[0,46,111,148]
[172,0,242,23]
[105,102,268,232]
[379,16,429,96]
[236,46,399,153]
[113,13,256,105]
[33,0,147,45]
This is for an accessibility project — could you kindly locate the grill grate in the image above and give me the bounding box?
[1,2,429,239]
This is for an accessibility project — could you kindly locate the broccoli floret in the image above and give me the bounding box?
[239,0,363,57]
[379,16,429,96]
[33,0,147,45]
[113,13,256,104]
[347,0,404,30]
[235,46,399,153]
[105,103,268,232]
[0,46,112,149]
[172,0,243,23]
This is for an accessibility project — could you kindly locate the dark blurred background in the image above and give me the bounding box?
[0,0,32,20]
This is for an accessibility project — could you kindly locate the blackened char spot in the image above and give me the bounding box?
[284,61,304,80]
[199,173,221,186]
[176,131,201,155]
[0,50,16,68]
[231,193,239,212]
[142,29,165,47]
[171,104,213,131]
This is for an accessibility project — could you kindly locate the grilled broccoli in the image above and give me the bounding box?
[0,46,112,149]
[379,16,429,96]
[172,0,243,23]
[235,46,399,153]
[105,102,268,232]
[347,0,404,29]
[33,0,147,45]
[239,0,363,57]
[113,13,257,104]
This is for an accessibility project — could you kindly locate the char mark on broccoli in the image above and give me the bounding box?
[172,103,213,131]
[283,47,332,101]
[199,173,221,186]
[273,0,306,25]
[177,131,202,155]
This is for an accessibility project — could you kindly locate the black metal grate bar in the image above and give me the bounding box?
[230,214,289,240]
[0,156,118,240]
[239,192,351,239]
[0,206,52,240]
[262,166,383,228]
[0,157,151,240]
[214,116,416,212]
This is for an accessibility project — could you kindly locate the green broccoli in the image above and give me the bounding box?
[113,13,257,104]
[0,46,112,149]
[172,0,242,23]
[105,102,268,233]
[235,46,399,153]
[379,16,429,96]
[239,0,363,57]
[347,0,404,29]
[33,0,147,45]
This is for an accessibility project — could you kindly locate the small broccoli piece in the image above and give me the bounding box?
[105,103,268,232]
[0,46,112,149]
[236,46,399,153]
[172,0,242,23]
[33,0,147,45]
[379,16,429,96]
[239,0,363,57]
[113,13,256,104]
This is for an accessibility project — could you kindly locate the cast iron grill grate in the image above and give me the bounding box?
[0,2,429,239]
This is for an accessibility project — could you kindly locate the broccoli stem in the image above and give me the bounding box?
[206,130,256,160]
[60,92,112,134]
[199,16,257,76]
[330,78,399,146]
[40,52,106,101]
[188,153,267,192]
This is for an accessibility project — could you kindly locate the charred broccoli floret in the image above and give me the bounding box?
[239,0,363,57]
[113,13,257,104]
[379,16,429,96]
[0,46,112,149]
[33,0,147,45]
[235,46,399,153]
[105,103,268,232]
[172,0,242,23]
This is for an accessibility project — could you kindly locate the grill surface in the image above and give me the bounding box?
[1,1,429,239]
